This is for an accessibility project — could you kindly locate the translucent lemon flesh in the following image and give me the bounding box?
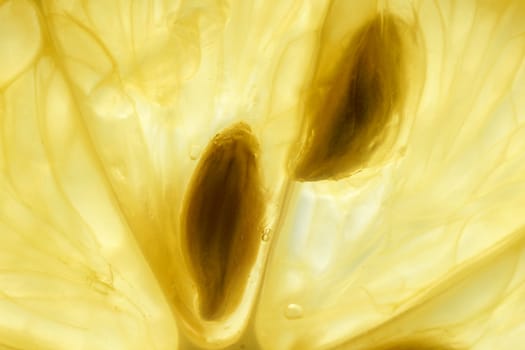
[1,0,525,350]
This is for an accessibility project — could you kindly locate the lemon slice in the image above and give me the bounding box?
[1,0,525,349]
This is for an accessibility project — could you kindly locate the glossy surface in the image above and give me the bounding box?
[0,0,525,349]
[293,14,408,181]
[182,123,265,320]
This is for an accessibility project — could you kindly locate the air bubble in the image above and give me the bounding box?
[284,303,303,319]
[261,228,271,242]
[189,144,201,160]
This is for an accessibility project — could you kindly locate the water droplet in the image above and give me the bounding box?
[189,144,200,160]
[284,303,303,319]
[261,228,271,242]
[90,85,133,120]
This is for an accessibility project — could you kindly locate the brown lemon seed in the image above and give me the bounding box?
[293,13,408,181]
[363,338,463,350]
[181,122,265,320]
